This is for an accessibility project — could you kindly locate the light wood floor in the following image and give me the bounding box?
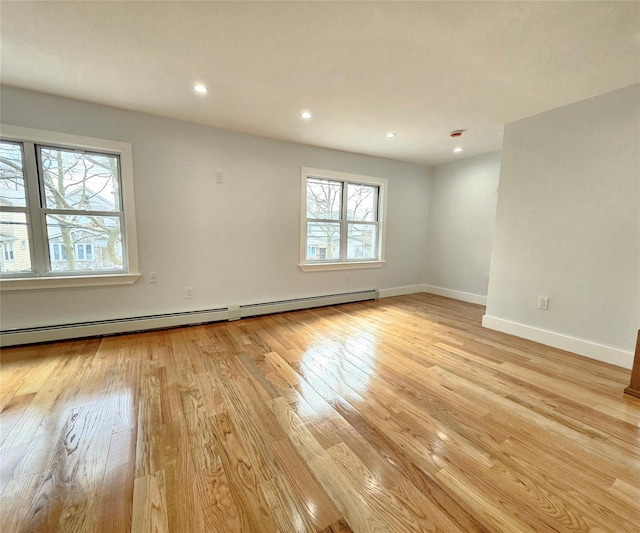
[1,294,639,532]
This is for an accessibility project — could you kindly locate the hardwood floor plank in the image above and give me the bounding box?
[271,437,344,530]
[19,401,112,532]
[131,470,169,533]
[173,346,243,531]
[1,391,36,437]
[237,352,282,401]
[134,368,166,478]
[336,417,484,533]
[0,473,39,533]
[210,411,279,532]
[1,376,65,449]
[209,357,284,484]
[265,350,350,431]
[496,436,640,531]
[191,456,243,533]
[317,518,354,533]
[333,402,492,533]
[96,428,136,533]
[609,477,640,510]
[327,441,440,532]
[96,463,134,533]
[260,475,318,533]
[162,423,206,532]
[433,366,640,483]
[435,466,538,533]
[272,396,391,532]
[0,444,24,494]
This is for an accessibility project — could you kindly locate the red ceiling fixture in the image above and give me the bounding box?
[450,129,465,138]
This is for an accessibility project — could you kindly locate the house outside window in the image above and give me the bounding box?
[0,125,140,290]
[300,167,387,271]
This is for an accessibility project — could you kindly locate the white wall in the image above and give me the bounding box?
[425,152,501,304]
[0,86,430,330]
[485,84,639,368]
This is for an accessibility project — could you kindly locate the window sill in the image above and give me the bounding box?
[0,273,142,292]
[299,261,386,272]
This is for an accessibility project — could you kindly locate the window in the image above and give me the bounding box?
[75,243,93,261]
[300,167,387,271]
[0,125,140,290]
[51,243,67,261]
[4,241,15,261]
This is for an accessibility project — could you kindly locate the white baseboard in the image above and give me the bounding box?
[482,314,634,369]
[238,290,377,317]
[423,285,487,305]
[0,290,378,347]
[378,285,426,298]
[0,308,230,348]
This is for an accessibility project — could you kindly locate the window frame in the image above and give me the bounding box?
[300,167,387,272]
[0,124,140,291]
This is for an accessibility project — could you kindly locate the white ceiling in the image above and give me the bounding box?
[1,1,638,166]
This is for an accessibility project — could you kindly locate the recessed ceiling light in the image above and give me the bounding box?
[193,84,209,94]
[300,111,312,119]
[385,132,396,138]
[453,147,463,153]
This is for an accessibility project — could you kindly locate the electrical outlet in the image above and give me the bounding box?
[216,171,224,184]
[185,287,193,299]
[346,274,351,283]
[149,271,158,283]
[538,296,549,310]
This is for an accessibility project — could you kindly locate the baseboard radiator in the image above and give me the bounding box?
[0,289,378,347]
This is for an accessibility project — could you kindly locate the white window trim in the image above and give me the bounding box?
[299,167,387,272]
[0,124,141,291]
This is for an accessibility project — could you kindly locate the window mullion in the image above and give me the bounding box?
[42,208,122,218]
[115,212,127,272]
[307,217,338,224]
[22,142,48,274]
[340,181,348,260]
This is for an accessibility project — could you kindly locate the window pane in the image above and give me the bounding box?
[0,213,32,273]
[0,141,27,207]
[46,215,123,272]
[40,147,120,211]
[347,224,377,260]
[347,183,377,222]
[306,222,340,260]
[307,178,341,220]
